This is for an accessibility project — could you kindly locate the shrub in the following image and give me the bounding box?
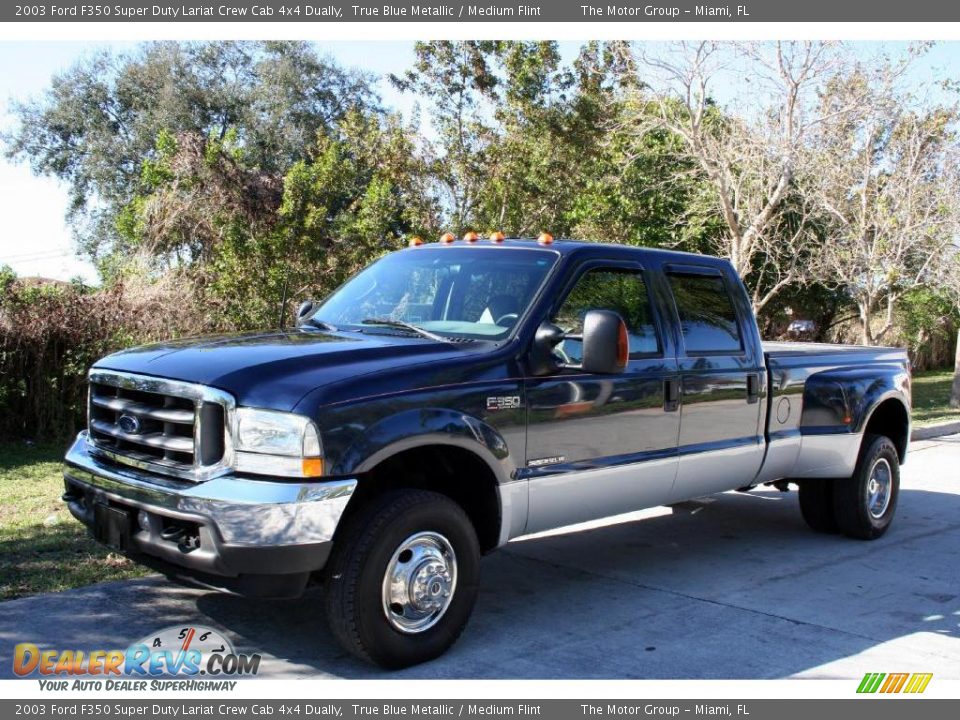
[0,269,210,442]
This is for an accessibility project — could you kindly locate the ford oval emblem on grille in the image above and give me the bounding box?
[118,414,142,434]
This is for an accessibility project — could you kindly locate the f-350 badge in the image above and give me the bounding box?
[486,396,522,411]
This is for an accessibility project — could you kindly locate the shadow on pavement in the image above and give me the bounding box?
[188,485,960,678]
[1,485,957,679]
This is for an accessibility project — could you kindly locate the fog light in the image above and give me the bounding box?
[137,510,150,531]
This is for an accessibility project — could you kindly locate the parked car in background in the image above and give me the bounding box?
[787,318,817,340]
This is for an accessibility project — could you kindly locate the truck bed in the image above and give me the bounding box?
[763,341,908,363]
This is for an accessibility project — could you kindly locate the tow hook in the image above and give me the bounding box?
[160,524,201,553]
[178,533,201,553]
[160,525,186,542]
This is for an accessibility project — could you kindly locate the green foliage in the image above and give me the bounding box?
[194,109,442,329]
[896,288,959,371]
[390,41,706,247]
[4,41,378,264]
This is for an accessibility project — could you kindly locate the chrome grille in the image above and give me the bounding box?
[87,370,234,481]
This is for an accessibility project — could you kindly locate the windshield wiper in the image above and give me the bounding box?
[303,317,338,332]
[360,318,451,343]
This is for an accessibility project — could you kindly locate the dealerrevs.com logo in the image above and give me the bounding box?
[857,672,933,694]
[13,625,261,689]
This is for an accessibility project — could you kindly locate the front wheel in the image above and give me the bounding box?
[322,489,481,668]
[832,434,900,540]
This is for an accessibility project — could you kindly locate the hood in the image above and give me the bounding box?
[93,329,472,411]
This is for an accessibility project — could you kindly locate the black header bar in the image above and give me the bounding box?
[5,0,958,23]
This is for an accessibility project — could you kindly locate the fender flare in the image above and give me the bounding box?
[856,389,909,431]
[336,407,515,485]
[857,390,911,461]
[801,364,910,434]
[337,408,522,550]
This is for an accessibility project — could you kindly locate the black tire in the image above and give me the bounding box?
[832,434,900,540]
[322,489,481,668]
[798,478,839,533]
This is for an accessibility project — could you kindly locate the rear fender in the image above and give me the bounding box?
[801,364,910,435]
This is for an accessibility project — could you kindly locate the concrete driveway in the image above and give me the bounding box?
[2,434,958,679]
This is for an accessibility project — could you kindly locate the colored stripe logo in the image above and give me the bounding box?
[857,672,932,694]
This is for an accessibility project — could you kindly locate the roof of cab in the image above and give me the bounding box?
[405,237,730,268]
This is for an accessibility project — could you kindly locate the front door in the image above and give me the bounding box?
[523,262,680,534]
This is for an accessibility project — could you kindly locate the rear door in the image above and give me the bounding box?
[663,265,765,500]
[523,260,680,534]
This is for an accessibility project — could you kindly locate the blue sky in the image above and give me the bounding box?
[1,41,957,282]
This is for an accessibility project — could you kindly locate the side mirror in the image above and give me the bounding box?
[531,310,629,375]
[296,300,315,325]
[581,310,629,374]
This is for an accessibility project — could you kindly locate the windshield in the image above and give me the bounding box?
[313,247,559,340]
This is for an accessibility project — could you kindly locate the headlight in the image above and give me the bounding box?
[234,408,324,478]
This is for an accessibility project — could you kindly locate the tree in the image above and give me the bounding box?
[627,41,853,311]
[4,41,378,267]
[469,41,577,235]
[113,128,284,271]
[390,41,502,231]
[564,44,712,250]
[392,40,700,246]
[113,109,441,329]
[805,67,960,344]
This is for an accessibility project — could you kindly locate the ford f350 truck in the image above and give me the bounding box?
[63,236,911,668]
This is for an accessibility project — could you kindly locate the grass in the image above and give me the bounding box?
[911,370,960,428]
[0,441,149,601]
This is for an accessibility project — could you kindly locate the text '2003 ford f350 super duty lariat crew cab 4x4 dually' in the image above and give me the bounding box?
[63,235,911,668]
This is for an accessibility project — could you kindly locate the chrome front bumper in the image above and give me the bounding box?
[63,432,356,595]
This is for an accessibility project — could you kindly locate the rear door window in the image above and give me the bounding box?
[667,271,743,354]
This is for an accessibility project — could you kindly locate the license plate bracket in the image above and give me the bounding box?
[93,503,132,552]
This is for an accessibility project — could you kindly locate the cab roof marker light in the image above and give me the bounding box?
[408,236,424,247]
[537,232,554,246]
[490,231,506,243]
[439,232,456,244]
[463,231,480,243]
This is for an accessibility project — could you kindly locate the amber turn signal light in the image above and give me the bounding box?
[617,321,629,371]
[301,458,324,477]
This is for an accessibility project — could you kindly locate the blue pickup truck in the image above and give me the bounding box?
[63,235,911,668]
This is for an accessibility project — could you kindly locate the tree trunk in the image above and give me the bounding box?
[950,329,960,410]
[860,302,874,345]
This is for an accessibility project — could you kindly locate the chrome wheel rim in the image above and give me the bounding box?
[381,531,458,634]
[867,457,893,519]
